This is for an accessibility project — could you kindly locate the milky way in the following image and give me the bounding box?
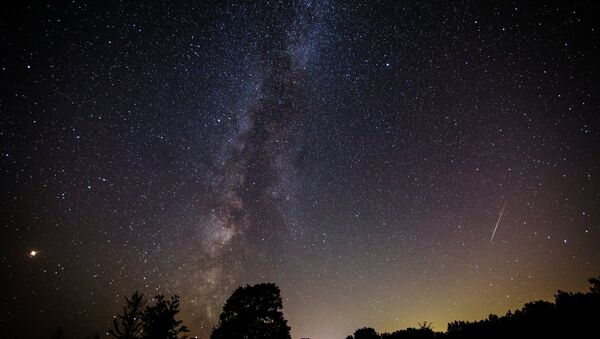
[183,1,331,327]
[1,1,600,339]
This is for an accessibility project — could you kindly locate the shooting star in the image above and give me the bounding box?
[489,202,507,243]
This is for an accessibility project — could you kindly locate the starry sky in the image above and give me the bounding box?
[1,1,599,338]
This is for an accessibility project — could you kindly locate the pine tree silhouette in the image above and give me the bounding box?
[141,295,189,339]
[108,291,144,339]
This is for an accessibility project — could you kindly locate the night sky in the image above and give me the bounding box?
[1,1,600,338]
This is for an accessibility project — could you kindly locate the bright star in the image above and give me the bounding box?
[29,250,38,257]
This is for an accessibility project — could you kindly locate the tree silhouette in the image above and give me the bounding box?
[108,291,144,339]
[382,326,436,339]
[211,283,291,339]
[347,275,600,339]
[352,327,380,339]
[108,291,188,339]
[141,295,189,339]
[51,327,66,339]
[589,276,600,294]
[350,326,437,339]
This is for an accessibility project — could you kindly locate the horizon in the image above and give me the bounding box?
[1,1,599,338]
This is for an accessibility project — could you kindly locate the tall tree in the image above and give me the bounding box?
[141,295,189,339]
[109,291,144,339]
[211,283,291,339]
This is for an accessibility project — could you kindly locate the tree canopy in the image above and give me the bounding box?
[108,292,188,339]
[211,283,291,339]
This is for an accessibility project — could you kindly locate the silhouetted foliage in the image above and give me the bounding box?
[380,322,437,339]
[351,327,380,339]
[55,275,600,339]
[383,327,436,339]
[346,275,600,339]
[51,327,66,339]
[349,325,439,339]
[211,283,291,339]
[589,276,600,294]
[141,295,189,339]
[108,291,145,339]
[108,291,188,339]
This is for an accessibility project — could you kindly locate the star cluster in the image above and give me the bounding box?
[1,1,599,338]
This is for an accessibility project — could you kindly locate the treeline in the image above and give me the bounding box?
[47,276,599,339]
[105,292,189,339]
[346,276,600,339]
[103,283,290,339]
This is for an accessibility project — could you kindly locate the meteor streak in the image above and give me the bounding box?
[490,202,507,243]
